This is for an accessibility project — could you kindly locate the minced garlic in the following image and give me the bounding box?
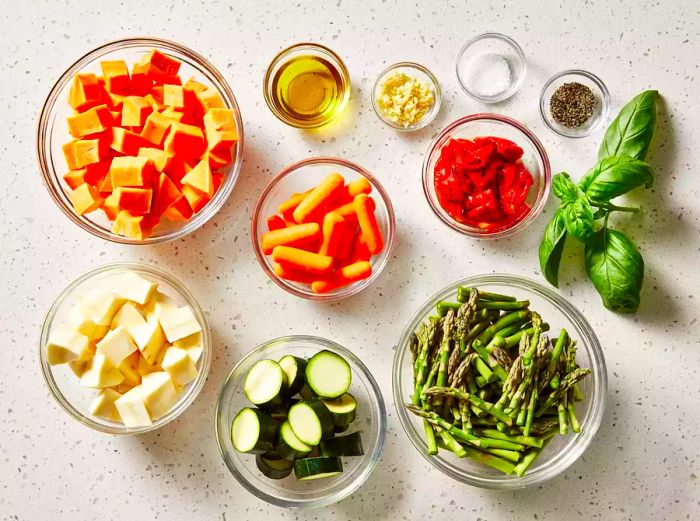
[377,71,435,127]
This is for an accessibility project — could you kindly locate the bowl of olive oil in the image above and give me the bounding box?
[264,43,351,129]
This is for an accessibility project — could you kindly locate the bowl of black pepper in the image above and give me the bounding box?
[539,70,610,138]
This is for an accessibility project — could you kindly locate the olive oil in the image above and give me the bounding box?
[271,55,348,127]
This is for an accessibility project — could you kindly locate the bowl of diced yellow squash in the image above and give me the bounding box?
[39,263,211,434]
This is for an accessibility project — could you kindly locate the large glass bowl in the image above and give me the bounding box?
[215,335,386,508]
[422,114,551,239]
[39,263,212,434]
[36,37,244,244]
[392,274,607,489]
[251,157,395,300]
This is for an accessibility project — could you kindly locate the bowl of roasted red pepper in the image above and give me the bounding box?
[423,114,550,238]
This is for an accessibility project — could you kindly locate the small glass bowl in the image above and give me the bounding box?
[456,33,526,103]
[540,69,611,138]
[39,263,212,434]
[422,114,551,238]
[263,43,351,129]
[251,157,395,300]
[392,274,607,489]
[36,37,244,244]
[371,62,442,131]
[215,335,386,508]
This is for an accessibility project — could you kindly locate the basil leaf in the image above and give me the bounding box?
[585,228,644,313]
[599,90,658,161]
[538,209,568,287]
[562,197,594,242]
[582,155,654,203]
[552,172,579,203]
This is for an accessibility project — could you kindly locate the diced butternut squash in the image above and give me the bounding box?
[139,49,182,84]
[203,108,236,134]
[163,84,184,108]
[114,187,153,215]
[67,104,113,138]
[181,157,214,198]
[100,60,131,94]
[138,147,173,172]
[196,87,225,111]
[130,61,152,95]
[121,96,153,127]
[102,193,120,220]
[140,111,173,146]
[64,137,111,169]
[161,107,184,123]
[206,129,238,156]
[63,160,110,190]
[111,127,151,156]
[68,73,104,112]
[110,156,153,187]
[105,89,126,110]
[152,173,182,217]
[181,185,209,212]
[69,183,104,215]
[112,211,152,240]
[143,93,162,111]
[163,122,205,161]
[205,150,231,170]
[163,196,193,221]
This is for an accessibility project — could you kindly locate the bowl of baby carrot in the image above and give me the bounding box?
[37,37,243,244]
[252,157,395,300]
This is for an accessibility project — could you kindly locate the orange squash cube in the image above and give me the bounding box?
[130,61,152,96]
[152,173,182,217]
[105,90,126,110]
[100,60,131,94]
[164,157,192,185]
[181,157,214,198]
[111,127,151,156]
[204,150,232,170]
[163,84,184,108]
[112,210,152,240]
[68,73,104,112]
[181,184,209,212]
[69,183,103,215]
[138,147,173,172]
[139,50,182,84]
[101,193,120,220]
[64,160,111,189]
[110,156,153,187]
[161,107,184,123]
[65,137,111,169]
[139,111,173,146]
[121,96,153,127]
[67,104,113,138]
[163,122,205,161]
[114,187,153,215]
[196,87,225,112]
[203,108,236,134]
[206,129,238,156]
[163,196,193,221]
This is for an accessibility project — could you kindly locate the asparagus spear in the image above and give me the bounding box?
[433,310,455,406]
[423,386,514,426]
[457,286,517,303]
[535,368,591,417]
[474,429,543,448]
[463,447,516,474]
[476,300,530,311]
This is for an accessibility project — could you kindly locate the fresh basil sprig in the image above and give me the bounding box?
[538,90,658,313]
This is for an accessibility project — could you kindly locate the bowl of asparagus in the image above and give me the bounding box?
[392,274,606,488]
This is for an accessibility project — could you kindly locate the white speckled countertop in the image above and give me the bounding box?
[2,1,699,519]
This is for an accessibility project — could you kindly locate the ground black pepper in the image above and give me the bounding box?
[549,82,597,128]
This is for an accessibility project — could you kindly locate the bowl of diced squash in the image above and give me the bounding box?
[40,263,212,434]
[37,37,243,243]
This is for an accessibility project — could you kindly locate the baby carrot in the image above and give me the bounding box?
[311,261,372,294]
[271,246,334,275]
[293,173,345,223]
[354,194,383,255]
[334,223,357,261]
[273,262,318,284]
[261,223,321,255]
[318,212,346,258]
[347,177,372,197]
[330,196,375,222]
[278,190,311,221]
[266,214,286,232]
[350,233,371,262]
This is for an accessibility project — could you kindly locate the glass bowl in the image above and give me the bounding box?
[263,43,351,129]
[422,113,551,238]
[371,62,442,131]
[392,274,607,489]
[39,263,212,434]
[36,37,244,244]
[540,69,611,138]
[456,33,526,103]
[215,335,386,508]
[251,157,395,300]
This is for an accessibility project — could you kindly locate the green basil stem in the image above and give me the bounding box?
[593,202,640,213]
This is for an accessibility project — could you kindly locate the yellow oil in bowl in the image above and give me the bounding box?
[265,44,350,128]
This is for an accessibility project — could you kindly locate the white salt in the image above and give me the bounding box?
[462,53,513,97]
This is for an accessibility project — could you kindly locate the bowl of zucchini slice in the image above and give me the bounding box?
[215,335,386,508]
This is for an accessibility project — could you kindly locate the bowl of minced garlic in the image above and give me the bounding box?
[372,62,441,131]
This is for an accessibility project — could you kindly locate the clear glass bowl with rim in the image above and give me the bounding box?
[36,37,244,244]
[539,69,611,138]
[215,335,386,508]
[251,156,395,300]
[456,33,526,103]
[392,274,607,489]
[263,42,351,129]
[422,113,551,238]
[371,62,442,131]
[39,262,212,434]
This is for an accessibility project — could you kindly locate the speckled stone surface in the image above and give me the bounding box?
[2,1,699,519]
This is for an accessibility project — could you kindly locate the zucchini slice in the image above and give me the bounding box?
[305,350,352,399]
[288,399,334,446]
[256,453,294,480]
[243,359,288,408]
[293,456,343,480]
[322,393,357,427]
[276,420,312,460]
[320,431,364,457]
[278,355,307,396]
[299,383,317,400]
[230,407,277,454]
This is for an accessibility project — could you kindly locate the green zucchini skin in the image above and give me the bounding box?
[288,399,334,445]
[320,431,364,457]
[275,421,312,460]
[299,383,317,400]
[230,408,278,454]
[293,456,343,480]
[256,454,294,479]
[305,398,335,439]
[279,355,307,396]
[322,393,357,427]
[305,350,352,399]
